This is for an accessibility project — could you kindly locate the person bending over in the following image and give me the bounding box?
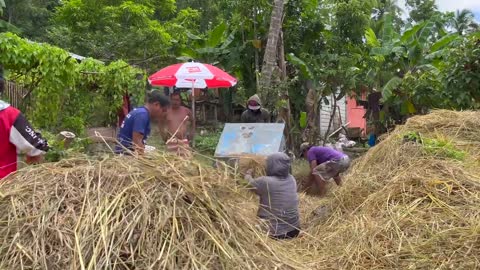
[300,143,350,195]
[116,90,170,154]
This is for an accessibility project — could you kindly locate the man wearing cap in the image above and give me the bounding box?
[300,143,350,195]
[241,94,270,123]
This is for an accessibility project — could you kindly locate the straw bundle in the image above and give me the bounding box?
[0,153,305,270]
[291,160,311,192]
[236,155,267,176]
[293,110,480,269]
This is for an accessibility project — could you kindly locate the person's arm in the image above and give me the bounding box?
[132,132,145,154]
[310,160,324,185]
[244,169,265,195]
[131,112,149,154]
[9,113,49,163]
[333,175,342,186]
[309,160,318,173]
[240,111,248,123]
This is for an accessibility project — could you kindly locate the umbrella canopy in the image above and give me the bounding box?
[148,62,237,147]
[148,62,237,88]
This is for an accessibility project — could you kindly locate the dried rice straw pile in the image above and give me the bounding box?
[236,155,267,176]
[287,110,480,269]
[0,153,306,270]
[292,160,312,192]
[2,110,478,270]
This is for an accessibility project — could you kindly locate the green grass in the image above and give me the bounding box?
[403,131,466,161]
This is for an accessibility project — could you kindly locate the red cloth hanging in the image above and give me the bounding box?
[117,92,131,127]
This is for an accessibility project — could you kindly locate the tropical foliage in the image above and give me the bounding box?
[0,32,145,135]
[0,0,479,138]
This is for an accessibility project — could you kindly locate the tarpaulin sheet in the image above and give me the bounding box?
[214,123,285,157]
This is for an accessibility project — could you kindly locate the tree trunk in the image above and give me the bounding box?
[259,0,285,90]
[323,93,338,145]
[278,30,287,81]
[276,29,293,150]
[253,5,260,91]
[303,87,319,144]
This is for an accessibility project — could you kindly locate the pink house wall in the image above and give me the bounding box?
[346,95,367,135]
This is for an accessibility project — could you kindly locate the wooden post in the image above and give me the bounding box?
[57,131,76,149]
[191,84,196,147]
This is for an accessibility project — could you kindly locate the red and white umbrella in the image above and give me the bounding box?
[148,62,237,146]
[148,62,237,88]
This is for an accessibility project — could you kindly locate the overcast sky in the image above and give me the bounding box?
[397,0,480,21]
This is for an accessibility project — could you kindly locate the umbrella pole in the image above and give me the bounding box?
[191,84,196,147]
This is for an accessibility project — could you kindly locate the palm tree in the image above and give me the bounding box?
[374,0,403,20]
[451,9,479,35]
[372,0,404,34]
[259,0,285,90]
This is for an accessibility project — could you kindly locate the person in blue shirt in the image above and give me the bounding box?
[116,90,170,154]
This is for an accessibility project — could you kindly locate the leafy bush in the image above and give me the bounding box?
[61,116,86,136]
[42,131,91,162]
[194,133,221,156]
[0,33,145,133]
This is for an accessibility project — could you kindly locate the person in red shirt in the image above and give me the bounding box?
[0,79,49,179]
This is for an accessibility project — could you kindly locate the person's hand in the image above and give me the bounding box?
[333,176,342,186]
[26,155,42,164]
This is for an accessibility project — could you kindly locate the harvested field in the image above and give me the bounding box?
[285,110,480,269]
[0,154,305,269]
[1,110,479,269]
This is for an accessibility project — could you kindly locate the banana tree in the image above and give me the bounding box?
[364,13,460,116]
[177,22,236,65]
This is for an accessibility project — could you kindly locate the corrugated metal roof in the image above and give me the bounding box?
[69,53,86,61]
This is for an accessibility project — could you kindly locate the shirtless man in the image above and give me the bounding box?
[161,92,194,143]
